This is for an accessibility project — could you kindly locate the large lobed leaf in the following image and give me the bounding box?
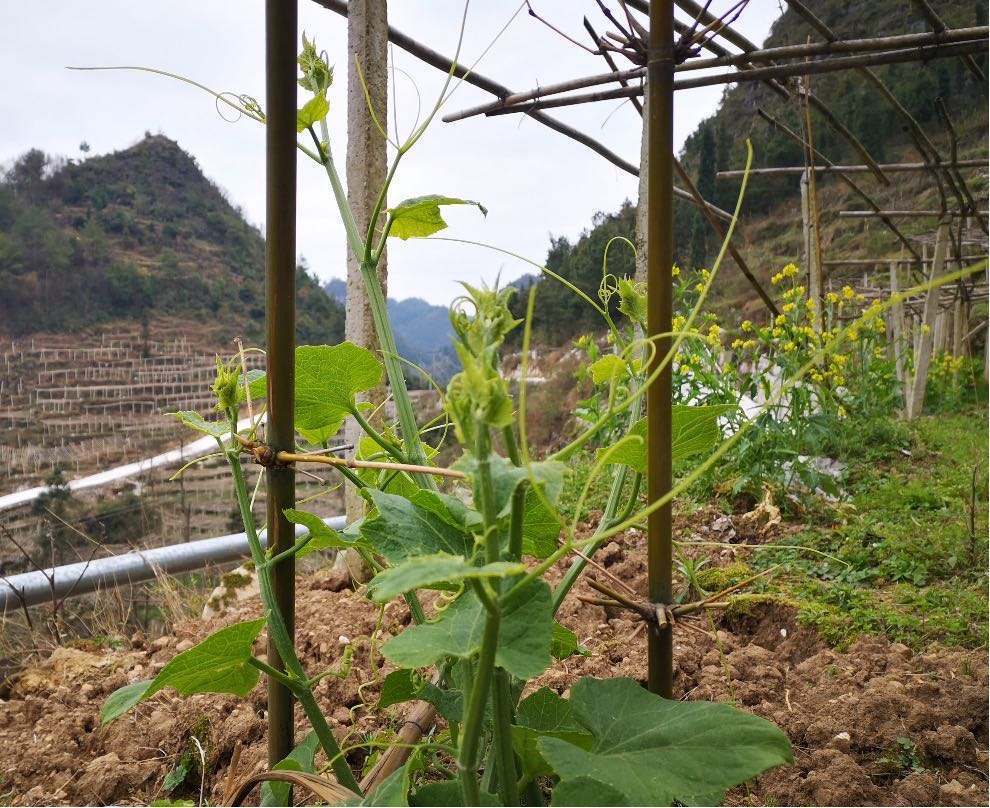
[294,343,382,439]
[382,580,553,680]
[284,508,369,558]
[387,195,487,240]
[360,489,474,565]
[101,619,266,724]
[365,553,523,602]
[539,677,792,806]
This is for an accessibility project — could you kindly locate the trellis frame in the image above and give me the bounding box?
[299,0,988,701]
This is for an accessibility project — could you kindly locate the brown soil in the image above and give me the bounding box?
[1,525,986,807]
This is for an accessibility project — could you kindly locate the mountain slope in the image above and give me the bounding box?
[0,135,344,344]
[323,278,458,381]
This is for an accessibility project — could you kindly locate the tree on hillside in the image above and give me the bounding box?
[689,123,717,270]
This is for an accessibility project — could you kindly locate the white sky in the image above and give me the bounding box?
[1,1,783,306]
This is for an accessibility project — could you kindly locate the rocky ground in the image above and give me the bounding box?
[1,515,987,807]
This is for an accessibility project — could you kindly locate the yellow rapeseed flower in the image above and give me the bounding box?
[741,320,753,332]
[841,285,855,300]
[782,302,796,314]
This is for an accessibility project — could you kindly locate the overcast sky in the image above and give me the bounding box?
[1,1,783,306]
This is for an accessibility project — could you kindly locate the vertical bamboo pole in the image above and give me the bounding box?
[646,0,674,698]
[907,221,949,419]
[889,261,907,402]
[800,63,823,331]
[265,0,297,765]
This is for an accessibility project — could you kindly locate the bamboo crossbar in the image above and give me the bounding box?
[443,27,988,123]
[716,159,987,178]
[824,255,988,266]
[474,40,987,117]
[839,210,988,218]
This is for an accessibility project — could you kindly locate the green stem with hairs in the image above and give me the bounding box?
[225,425,361,795]
[457,607,500,806]
[350,404,405,460]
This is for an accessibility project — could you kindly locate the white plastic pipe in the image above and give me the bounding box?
[0,515,345,611]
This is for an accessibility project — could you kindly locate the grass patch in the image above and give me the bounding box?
[756,408,988,649]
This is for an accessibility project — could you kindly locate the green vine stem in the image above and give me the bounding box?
[224,419,361,794]
[550,394,642,615]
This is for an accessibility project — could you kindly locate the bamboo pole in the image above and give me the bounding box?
[889,261,907,396]
[440,27,988,123]
[911,0,987,82]
[758,109,923,261]
[476,40,986,113]
[907,222,951,419]
[584,15,778,316]
[717,159,987,178]
[310,0,733,221]
[646,0,674,699]
[264,0,298,766]
[839,210,989,218]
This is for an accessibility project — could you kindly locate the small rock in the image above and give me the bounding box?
[175,639,194,652]
[151,636,170,650]
[830,731,852,752]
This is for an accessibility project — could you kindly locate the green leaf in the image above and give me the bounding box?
[362,760,410,806]
[408,489,483,534]
[145,618,266,700]
[284,508,368,557]
[163,760,190,793]
[382,580,553,680]
[538,677,792,807]
[101,620,266,724]
[360,489,474,565]
[550,621,587,660]
[455,455,566,518]
[512,687,593,783]
[365,553,523,602]
[296,93,329,132]
[295,343,383,439]
[589,354,627,385]
[410,781,501,806]
[172,410,228,439]
[261,731,321,807]
[521,487,562,559]
[616,277,647,326]
[236,368,267,405]
[378,669,463,723]
[101,679,152,724]
[551,777,629,806]
[387,195,487,240]
[597,404,736,474]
